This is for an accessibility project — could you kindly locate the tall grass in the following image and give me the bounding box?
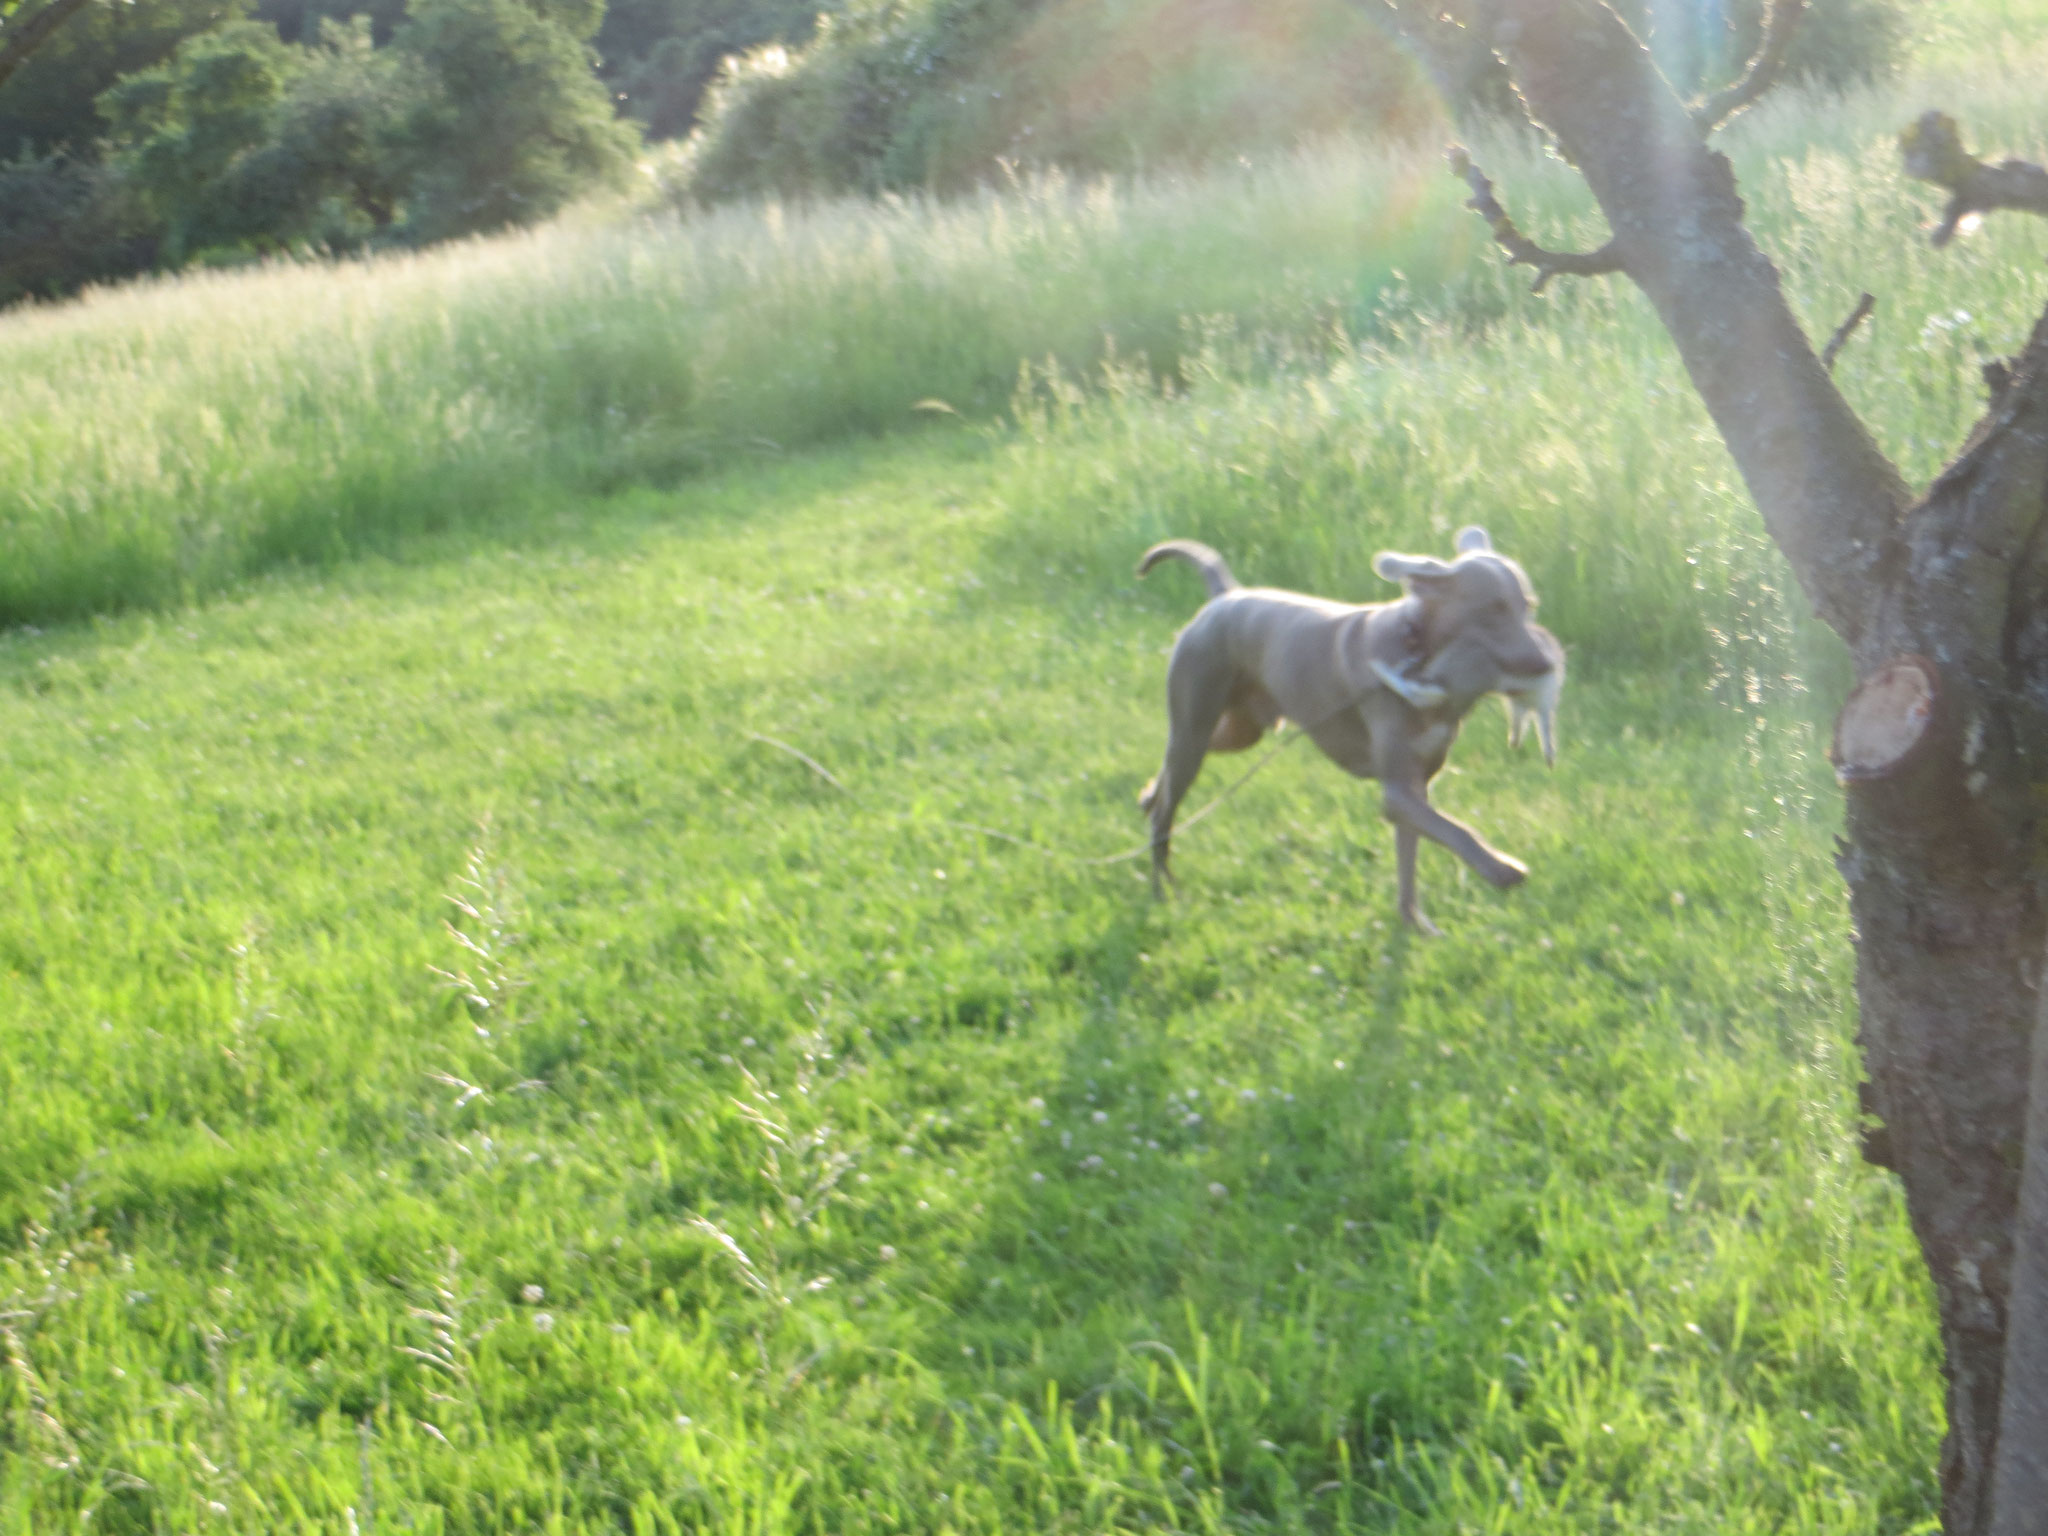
[4,18,2043,632]
[978,45,2048,688]
[0,142,1485,627]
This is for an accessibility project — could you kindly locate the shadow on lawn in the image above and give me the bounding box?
[913,880,1447,1521]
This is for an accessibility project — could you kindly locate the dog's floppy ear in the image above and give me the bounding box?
[1454,526,1493,554]
[1374,551,1455,586]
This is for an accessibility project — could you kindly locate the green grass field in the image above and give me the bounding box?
[5,6,2048,1531]
[0,433,1933,1534]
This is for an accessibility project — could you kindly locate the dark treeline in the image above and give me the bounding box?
[0,0,827,304]
[0,0,1907,308]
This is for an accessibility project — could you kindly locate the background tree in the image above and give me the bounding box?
[1,0,637,302]
[0,0,94,94]
[100,13,417,259]
[391,0,636,241]
[0,0,234,153]
[1412,1,2048,1529]
[595,0,833,140]
[99,17,303,263]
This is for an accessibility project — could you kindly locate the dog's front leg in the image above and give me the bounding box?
[1393,822,1443,937]
[1381,778,1527,899]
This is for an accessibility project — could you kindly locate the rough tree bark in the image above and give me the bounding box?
[1409,2,2048,1530]
[1998,965,2048,1532]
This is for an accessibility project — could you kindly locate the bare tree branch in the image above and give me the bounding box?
[1449,147,1623,293]
[1690,0,1809,136]
[1902,111,2048,247]
[1469,0,1909,645]
[1820,291,1875,373]
[0,0,93,95]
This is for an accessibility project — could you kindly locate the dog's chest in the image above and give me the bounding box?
[1410,718,1455,766]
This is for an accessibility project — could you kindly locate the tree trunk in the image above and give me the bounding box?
[1463,2,2048,1528]
[1841,311,2048,1532]
[1994,946,2048,1533]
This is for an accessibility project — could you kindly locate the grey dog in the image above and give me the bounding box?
[1137,527,1563,934]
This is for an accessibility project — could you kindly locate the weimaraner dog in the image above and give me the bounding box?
[1137,527,1563,934]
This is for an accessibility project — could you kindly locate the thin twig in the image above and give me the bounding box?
[1690,0,1809,135]
[1821,292,1876,372]
[1449,148,1623,294]
[747,732,850,794]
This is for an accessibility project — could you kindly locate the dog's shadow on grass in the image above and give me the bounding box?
[908,868,1435,1513]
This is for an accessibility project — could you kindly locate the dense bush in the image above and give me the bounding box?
[99,19,309,265]
[682,0,1918,203]
[0,148,149,304]
[393,0,637,241]
[0,0,1927,304]
[595,0,834,139]
[684,0,1443,200]
[0,0,235,156]
[0,0,634,305]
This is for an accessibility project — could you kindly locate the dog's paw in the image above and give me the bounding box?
[1487,855,1529,889]
[1400,907,1444,939]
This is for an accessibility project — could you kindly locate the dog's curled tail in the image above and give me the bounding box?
[1137,540,1239,599]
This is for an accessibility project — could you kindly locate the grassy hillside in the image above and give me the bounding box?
[4,27,2045,633]
[3,6,2047,1531]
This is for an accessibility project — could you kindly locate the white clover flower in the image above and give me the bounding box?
[1208,1182,1229,1199]
[521,1284,545,1304]
[533,1313,555,1333]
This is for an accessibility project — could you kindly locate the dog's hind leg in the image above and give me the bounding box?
[1142,650,1234,896]
[1208,685,1279,753]
[1144,725,1217,896]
